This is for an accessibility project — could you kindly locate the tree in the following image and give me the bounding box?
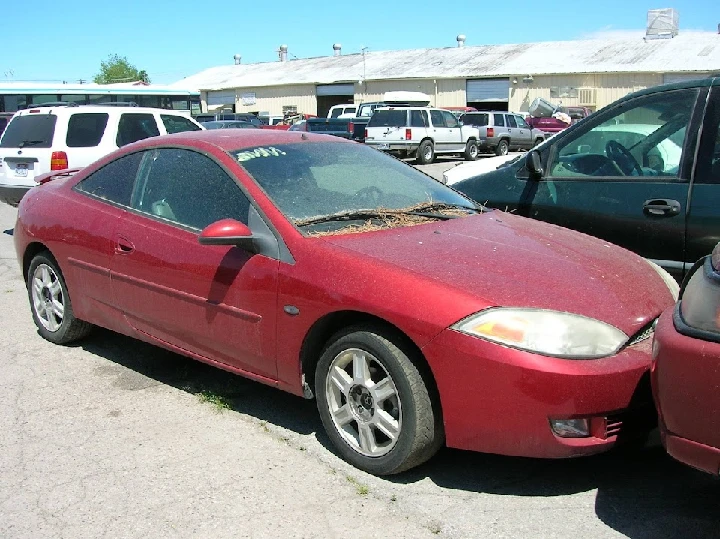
[93,54,151,84]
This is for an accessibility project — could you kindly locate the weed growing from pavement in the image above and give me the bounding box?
[346,476,369,496]
[197,390,231,412]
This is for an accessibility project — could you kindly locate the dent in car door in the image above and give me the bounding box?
[526,88,703,279]
[110,148,280,378]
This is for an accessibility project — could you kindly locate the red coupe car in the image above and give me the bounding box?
[14,129,677,475]
[652,242,720,475]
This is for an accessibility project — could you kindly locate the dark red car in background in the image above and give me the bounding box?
[14,129,676,475]
[652,242,720,475]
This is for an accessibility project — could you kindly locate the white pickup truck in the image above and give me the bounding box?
[364,106,480,164]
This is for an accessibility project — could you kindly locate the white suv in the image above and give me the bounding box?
[0,104,203,206]
[364,106,480,164]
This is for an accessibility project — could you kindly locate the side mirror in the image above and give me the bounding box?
[527,150,544,179]
[198,218,258,253]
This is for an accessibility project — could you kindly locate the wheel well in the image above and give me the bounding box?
[22,242,51,282]
[300,311,437,398]
[418,137,434,146]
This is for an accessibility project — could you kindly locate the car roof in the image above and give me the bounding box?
[14,105,191,116]
[126,128,352,152]
[623,75,719,102]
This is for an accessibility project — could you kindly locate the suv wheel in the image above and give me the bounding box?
[416,140,435,165]
[464,140,479,161]
[495,139,509,156]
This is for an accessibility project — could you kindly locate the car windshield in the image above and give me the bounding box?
[234,142,480,235]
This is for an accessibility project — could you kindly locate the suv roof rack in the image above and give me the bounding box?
[26,101,79,108]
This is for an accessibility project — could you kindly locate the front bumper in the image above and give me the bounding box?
[0,184,31,206]
[422,328,656,458]
[652,308,720,475]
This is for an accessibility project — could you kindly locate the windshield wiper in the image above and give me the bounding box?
[295,202,482,227]
[18,140,45,148]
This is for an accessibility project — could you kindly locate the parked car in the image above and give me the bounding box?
[443,106,478,119]
[525,98,593,134]
[327,104,357,118]
[201,120,258,129]
[0,112,13,137]
[0,104,203,206]
[194,112,262,126]
[652,242,720,475]
[453,76,720,283]
[365,106,481,164]
[14,129,675,475]
[459,111,546,156]
[287,120,307,131]
[442,154,525,185]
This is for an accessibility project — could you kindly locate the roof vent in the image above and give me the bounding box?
[333,43,342,56]
[457,34,466,47]
[233,54,241,65]
[279,45,288,62]
[645,8,679,40]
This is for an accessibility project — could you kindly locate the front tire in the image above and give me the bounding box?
[415,140,435,165]
[494,139,509,156]
[315,326,443,475]
[464,140,479,161]
[27,252,93,344]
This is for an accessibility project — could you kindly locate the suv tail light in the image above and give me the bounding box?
[405,128,412,140]
[50,151,68,170]
[487,127,494,137]
[365,128,368,139]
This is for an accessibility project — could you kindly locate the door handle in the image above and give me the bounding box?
[643,199,681,217]
[116,236,135,254]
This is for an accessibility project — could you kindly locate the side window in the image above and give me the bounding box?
[74,152,143,206]
[515,115,530,129]
[410,110,427,127]
[66,113,108,147]
[430,110,446,128]
[160,114,202,134]
[131,148,250,229]
[548,89,698,179]
[116,113,160,147]
[493,114,505,127]
[506,115,517,128]
[442,110,459,128]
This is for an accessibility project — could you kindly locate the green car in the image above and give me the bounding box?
[454,76,720,282]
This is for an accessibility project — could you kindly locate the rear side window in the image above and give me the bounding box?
[66,113,109,147]
[410,110,428,127]
[506,115,517,128]
[161,114,202,134]
[0,114,57,148]
[116,113,160,147]
[367,110,408,127]
[462,113,488,126]
[493,114,505,127]
[74,151,143,206]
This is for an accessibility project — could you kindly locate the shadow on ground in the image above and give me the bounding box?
[78,327,720,539]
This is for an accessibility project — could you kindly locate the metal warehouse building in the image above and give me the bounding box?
[173,24,720,118]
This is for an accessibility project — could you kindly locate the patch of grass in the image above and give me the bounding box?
[390,494,397,502]
[197,390,231,412]
[346,475,369,496]
[427,522,442,535]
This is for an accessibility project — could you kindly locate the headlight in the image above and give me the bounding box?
[645,259,679,301]
[451,308,628,359]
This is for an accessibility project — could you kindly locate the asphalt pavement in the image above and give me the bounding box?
[1,188,718,538]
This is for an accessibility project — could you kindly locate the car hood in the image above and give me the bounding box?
[321,211,673,336]
[443,154,523,185]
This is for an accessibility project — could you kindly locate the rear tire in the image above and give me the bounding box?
[494,139,509,156]
[27,252,93,344]
[464,140,479,161]
[315,326,444,475]
[415,140,435,165]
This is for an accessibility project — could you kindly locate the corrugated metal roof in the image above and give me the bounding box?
[172,32,720,91]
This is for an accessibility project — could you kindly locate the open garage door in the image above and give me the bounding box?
[316,83,355,118]
[466,79,510,111]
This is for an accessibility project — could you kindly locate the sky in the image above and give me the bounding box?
[3,0,718,85]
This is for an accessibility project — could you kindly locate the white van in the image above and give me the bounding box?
[0,104,203,206]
